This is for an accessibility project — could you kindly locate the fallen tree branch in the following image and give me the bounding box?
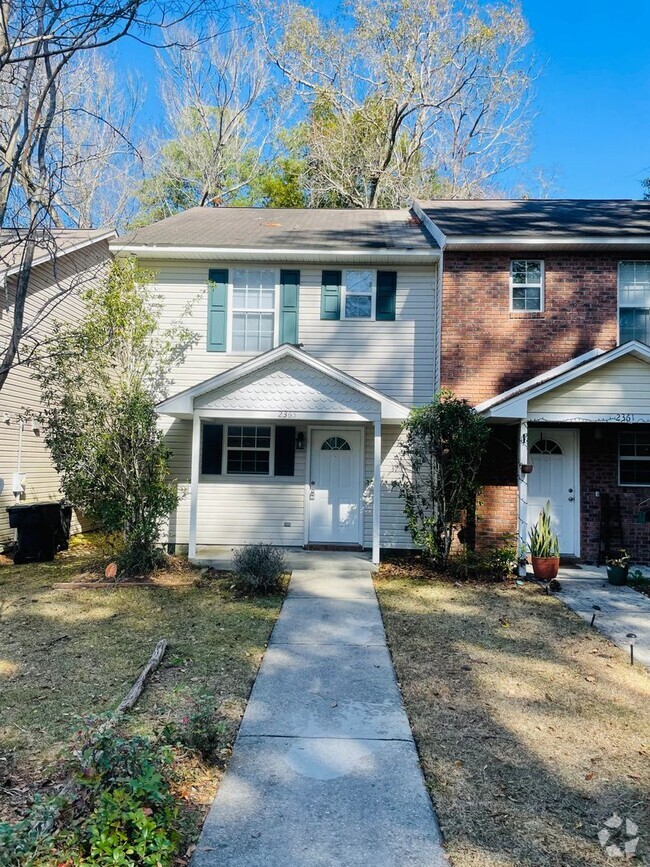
[117,639,168,714]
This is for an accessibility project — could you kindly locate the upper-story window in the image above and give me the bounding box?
[343,270,374,319]
[232,268,276,352]
[619,262,650,345]
[510,260,544,311]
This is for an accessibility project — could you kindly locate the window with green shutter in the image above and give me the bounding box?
[207,269,228,351]
[280,270,300,344]
[376,271,397,320]
[321,270,342,320]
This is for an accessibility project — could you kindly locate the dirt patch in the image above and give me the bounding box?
[375,569,650,867]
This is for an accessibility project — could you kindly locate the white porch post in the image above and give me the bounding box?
[372,418,382,566]
[517,418,528,577]
[189,411,201,560]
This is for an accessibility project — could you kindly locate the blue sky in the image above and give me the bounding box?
[120,0,650,199]
[522,0,650,198]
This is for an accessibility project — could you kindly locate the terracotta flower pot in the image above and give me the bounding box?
[531,555,560,582]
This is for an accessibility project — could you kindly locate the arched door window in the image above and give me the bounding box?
[321,436,351,451]
[531,438,563,456]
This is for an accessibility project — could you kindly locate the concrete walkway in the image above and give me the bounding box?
[558,566,650,671]
[192,553,447,867]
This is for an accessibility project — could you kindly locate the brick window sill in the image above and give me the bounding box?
[509,311,545,320]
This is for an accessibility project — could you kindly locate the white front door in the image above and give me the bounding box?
[527,428,579,556]
[308,429,363,544]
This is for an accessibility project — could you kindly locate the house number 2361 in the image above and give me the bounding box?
[278,411,296,419]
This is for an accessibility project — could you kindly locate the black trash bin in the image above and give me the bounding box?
[6,501,72,564]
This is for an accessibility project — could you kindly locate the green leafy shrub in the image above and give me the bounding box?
[395,390,489,567]
[232,543,287,595]
[161,699,228,764]
[447,543,518,582]
[0,720,183,866]
[35,258,197,575]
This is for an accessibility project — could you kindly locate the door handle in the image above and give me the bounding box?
[568,496,575,501]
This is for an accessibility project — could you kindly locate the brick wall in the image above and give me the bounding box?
[475,427,518,551]
[441,252,620,405]
[580,426,650,564]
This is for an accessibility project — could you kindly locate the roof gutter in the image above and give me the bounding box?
[109,243,441,261]
[443,235,650,249]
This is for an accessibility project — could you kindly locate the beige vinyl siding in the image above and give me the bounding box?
[0,241,111,547]
[529,356,650,415]
[150,260,437,407]
[161,418,412,549]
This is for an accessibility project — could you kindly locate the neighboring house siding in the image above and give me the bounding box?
[441,252,619,405]
[0,240,111,547]
[151,260,438,407]
[529,356,650,416]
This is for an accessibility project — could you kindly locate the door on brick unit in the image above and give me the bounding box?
[527,428,579,556]
[308,429,363,545]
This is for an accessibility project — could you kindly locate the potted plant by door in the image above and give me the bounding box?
[528,501,560,582]
[606,550,630,585]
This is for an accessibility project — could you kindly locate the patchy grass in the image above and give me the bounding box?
[375,561,650,867]
[0,542,282,855]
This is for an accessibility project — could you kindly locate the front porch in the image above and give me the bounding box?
[157,345,412,564]
[475,341,650,564]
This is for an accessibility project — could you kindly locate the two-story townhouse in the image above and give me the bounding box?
[110,198,650,567]
[413,198,650,565]
[0,229,115,548]
[110,208,440,564]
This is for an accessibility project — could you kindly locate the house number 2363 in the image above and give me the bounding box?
[278,411,296,419]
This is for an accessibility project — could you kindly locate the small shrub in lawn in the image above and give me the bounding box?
[232,543,287,595]
[0,718,184,866]
[161,698,228,765]
[447,544,518,582]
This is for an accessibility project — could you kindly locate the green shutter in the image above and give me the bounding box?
[376,271,397,321]
[207,268,228,351]
[321,270,341,320]
[274,426,296,476]
[280,269,300,344]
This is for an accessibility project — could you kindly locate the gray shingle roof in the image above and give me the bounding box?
[116,207,438,251]
[417,199,650,237]
[0,228,114,276]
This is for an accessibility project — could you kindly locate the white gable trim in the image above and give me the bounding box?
[477,341,650,420]
[2,229,116,279]
[157,344,410,423]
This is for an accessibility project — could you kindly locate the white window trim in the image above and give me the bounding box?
[617,260,650,346]
[618,430,650,487]
[509,259,544,313]
[223,423,276,477]
[226,266,281,353]
[341,268,376,321]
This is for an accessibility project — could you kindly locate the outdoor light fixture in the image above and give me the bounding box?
[296,431,305,450]
[590,604,601,627]
[626,633,637,666]
[31,418,41,433]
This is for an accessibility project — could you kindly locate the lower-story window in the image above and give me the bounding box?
[619,430,650,485]
[226,425,271,474]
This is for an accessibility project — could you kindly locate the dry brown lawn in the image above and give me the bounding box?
[376,561,650,867]
[0,538,282,851]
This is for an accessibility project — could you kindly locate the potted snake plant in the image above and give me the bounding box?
[528,501,560,582]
